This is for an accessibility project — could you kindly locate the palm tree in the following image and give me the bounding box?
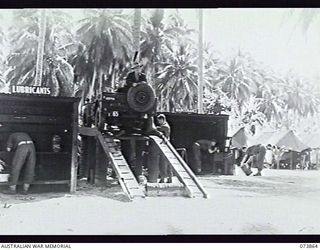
[133,9,141,55]
[72,9,132,99]
[0,13,6,65]
[34,9,46,87]
[0,13,8,92]
[283,75,319,116]
[198,9,204,114]
[201,42,222,100]
[214,53,255,105]
[289,8,320,33]
[140,9,165,87]
[259,92,284,123]
[241,96,266,127]
[155,40,198,112]
[198,43,225,115]
[281,75,307,116]
[140,9,195,89]
[146,11,197,111]
[6,9,75,96]
[246,64,285,123]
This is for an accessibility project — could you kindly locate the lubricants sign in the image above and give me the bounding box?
[11,85,51,95]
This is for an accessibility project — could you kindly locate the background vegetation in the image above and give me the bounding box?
[0,9,319,135]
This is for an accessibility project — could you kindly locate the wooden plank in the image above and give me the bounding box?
[149,135,209,199]
[93,132,145,199]
[123,180,140,187]
[119,172,131,176]
[178,174,191,179]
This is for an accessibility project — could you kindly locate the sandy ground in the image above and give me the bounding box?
[0,167,319,235]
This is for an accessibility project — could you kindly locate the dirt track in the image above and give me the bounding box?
[0,168,319,235]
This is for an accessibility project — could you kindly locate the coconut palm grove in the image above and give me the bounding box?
[0,9,319,135]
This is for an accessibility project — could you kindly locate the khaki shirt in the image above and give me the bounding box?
[157,122,171,139]
[7,132,33,151]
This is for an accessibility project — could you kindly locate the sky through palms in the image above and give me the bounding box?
[1,8,319,82]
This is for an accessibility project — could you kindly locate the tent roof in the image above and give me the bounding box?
[250,130,309,152]
[300,133,320,148]
[231,127,248,148]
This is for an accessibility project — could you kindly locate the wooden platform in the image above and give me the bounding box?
[145,182,186,197]
[146,182,184,189]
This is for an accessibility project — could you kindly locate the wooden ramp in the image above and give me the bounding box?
[149,135,209,198]
[79,127,145,200]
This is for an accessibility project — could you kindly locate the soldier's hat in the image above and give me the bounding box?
[157,114,166,120]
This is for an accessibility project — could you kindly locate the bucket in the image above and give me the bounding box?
[0,174,9,182]
[241,164,253,176]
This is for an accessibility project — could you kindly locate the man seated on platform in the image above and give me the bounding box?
[2,132,36,195]
[118,62,147,93]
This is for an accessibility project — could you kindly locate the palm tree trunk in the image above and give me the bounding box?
[151,66,156,90]
[160,90,164,112]
[197,9,204,114]
[166,89,170,112]
[111,70,115,90]
[99,71,103,95]
[51,69,59,96]
[133,9,141,59]
[80,79,87,100]
[89,67,97,98]
[35,9,47,87]
[109,64,115,90]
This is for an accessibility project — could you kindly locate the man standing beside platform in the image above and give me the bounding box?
[2,132,36,195]
[157,114,172,183]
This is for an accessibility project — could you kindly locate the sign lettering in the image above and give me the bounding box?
[11,86,51,95]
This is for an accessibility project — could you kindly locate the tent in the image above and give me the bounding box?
[250,130,309,152]
[300,133,320,149]
[250,131,274,146]
[231,127,248,148]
